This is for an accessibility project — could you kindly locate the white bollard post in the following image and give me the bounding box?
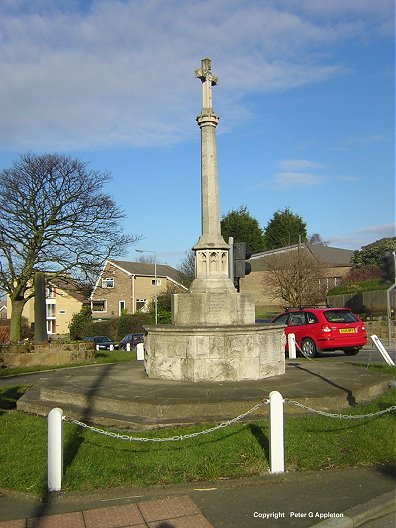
[136,342,144,360]
[370,335,395,366]
[109,344,114,351]
[126,342,131,352]
[96,344,100,351]
[48,407,63,491]
[269,391,284,474]
[288,333,297,359]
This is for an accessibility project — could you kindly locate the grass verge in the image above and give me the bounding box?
[0,382,394,496]
[0,349,136,377]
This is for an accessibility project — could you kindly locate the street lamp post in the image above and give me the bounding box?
[135,249,158,325]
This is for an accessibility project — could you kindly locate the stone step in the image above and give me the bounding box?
[17,389,198,430]
[16,364,390,430]
[22,384,271,423]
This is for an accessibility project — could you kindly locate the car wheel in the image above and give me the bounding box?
[301,338,317,358]
[343,348,360,356]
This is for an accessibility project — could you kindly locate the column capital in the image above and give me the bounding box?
[196,113,219,127]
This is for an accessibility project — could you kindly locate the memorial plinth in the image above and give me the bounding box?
[144,324,285,382]
[144,58,285,382]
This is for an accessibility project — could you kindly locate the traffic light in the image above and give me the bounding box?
[380,251,396,283]
[233,242,252,279]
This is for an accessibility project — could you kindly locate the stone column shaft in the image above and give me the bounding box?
[194,114,228,249]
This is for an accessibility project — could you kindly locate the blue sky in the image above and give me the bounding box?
[0,0,394,268]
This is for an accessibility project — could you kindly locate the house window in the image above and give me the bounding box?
[119,300,126,315]
[101,277,114,288]
[136,299,148,312]
[92,300,107,312]
[47,320,56,334]
[152,279,161,286]
[46,303,56,318]
[47,287,56,298]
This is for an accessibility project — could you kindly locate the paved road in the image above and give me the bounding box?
[313,344,396,364]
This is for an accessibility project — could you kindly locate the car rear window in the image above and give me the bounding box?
[324,310,358,323]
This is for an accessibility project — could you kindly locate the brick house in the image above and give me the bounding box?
[240,243,354,310]
[6,276,87,336]
[90,259,188,318]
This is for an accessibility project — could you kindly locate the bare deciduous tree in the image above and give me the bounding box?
[177,250,195,288]
[264,248,324,307]
[136,254,156,264]
[0,152,141,342]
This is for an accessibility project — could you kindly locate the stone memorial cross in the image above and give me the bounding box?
[195,57,218,111]
[191,58,234,293]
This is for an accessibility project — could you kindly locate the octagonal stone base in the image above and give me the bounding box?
[144,324,285,382]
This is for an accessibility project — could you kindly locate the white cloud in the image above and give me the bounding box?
[277,159,325,170]
[255,158,326,189]
[252,157,364,191]
[0,0,393,150]
[336,134,392,150]
[272,171,324,188]
[329,223,396,249]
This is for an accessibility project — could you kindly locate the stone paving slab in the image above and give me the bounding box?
[26,511,86,527]
[0,521,26,528]
[0,496,214,528]
[83,503,144,527]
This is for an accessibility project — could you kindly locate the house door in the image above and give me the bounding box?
[119,300,126,316]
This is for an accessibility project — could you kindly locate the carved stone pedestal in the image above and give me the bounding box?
[144,323,285,382]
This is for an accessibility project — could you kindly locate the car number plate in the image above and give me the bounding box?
[339,328,355,334]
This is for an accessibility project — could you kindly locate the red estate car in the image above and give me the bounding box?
[271,307,367,358]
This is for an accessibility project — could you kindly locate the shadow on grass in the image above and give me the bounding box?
[82,423,248,455]
[0,385,29,415]
[249,423,269,463]
[29,362,116,520]
[375,462,396,480]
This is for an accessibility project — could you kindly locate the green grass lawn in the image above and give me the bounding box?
[0,349,136,377]
[0,379,394,496]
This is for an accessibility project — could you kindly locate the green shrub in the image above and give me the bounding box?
[116,313,150,339]
[85,318,118,340]
[155,304,172,324]
[69,306,92,339]
[328,278,389,296]
[148,290,173,324]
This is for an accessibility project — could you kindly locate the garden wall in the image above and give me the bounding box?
[363,316,396,340]
[327,289,396,314]
[0,341,96,368]
[327,290,396,340]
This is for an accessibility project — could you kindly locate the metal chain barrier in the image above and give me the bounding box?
[66,398,270,442]
[65,396,396,443]
[285,399,396,419]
